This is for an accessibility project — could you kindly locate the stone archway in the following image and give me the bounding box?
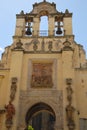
[25,102,56,130]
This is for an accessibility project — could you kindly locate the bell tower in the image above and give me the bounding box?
[15,1,73,37]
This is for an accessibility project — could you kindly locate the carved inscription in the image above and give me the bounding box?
[31,63,53,88]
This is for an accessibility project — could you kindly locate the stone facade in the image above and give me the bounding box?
[0,1,87,130]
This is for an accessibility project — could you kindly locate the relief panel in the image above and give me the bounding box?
[31,62,53,88]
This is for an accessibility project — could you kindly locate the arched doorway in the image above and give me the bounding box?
[25,102,56,130]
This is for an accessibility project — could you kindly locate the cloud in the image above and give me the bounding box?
[0,47,4,52]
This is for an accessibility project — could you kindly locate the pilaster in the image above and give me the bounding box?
[48,16,55,36]
[5,49,24,130]
[62,49,79,130]
[15,16,25,36]
[63,17,72,35]
[33,17,40,36]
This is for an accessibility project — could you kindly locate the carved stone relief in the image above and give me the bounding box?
[62,39,73,51]
[14,38,74,53]
[18,90,63,130]
[31,62,53,88]
[5,77,17,129]
[5,101,15,129]
[14,39,24,50]
[54,40,62,51]
[25,37,74,53]
[10,77,17,102]
[31,2,58,15]
[66,78,75,130]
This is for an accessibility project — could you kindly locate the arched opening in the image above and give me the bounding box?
[25,102,56,130]
[40,16,48,36]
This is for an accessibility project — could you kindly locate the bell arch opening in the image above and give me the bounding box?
[25,102,56,130]
[39,15,48,36]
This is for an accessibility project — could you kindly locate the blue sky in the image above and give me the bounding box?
[0,0,87,58]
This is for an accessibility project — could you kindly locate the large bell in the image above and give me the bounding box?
[56,27,62,35]
[56,21,62,35]
[25,22,32,35]
[26,27,32,35]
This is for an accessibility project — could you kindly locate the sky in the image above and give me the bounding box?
[0,0,87,59]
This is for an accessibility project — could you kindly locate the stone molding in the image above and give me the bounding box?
[18,90,63,130]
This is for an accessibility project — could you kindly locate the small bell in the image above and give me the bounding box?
[56,27,62,35]
[26,28,32,35]
[56,22,62,35]
[25,23,32,35]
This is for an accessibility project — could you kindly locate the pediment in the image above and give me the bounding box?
[29,1,59,16]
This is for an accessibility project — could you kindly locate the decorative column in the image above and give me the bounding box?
[66,78,75,130]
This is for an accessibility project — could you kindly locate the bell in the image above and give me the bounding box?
[25,22,32,35]
[56,21,62,35]
[56,27,62,35]
[26,27,32,35]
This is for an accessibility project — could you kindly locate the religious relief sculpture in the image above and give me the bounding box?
[5,77,17,129]
[10,77,17,101]
[66,78,75,130]
[5,101,15,129]
[14,39,24,50]
[63,39,73,51]
[33,43,38,52]
[31,63,53,88]
[66,86,73,103]
[66,104,75,130]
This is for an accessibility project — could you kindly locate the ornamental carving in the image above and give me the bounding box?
[66,104,75,129]
[62,39,73,51]
[14,39,24,50]
[31,1,58,15]
[31,63,53,88]
[5,77,17,129]
[66,78,75,130]
[5,101,15,129]
[19,90,63,130]
[24,38,74,53]
[10,77,17,102]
